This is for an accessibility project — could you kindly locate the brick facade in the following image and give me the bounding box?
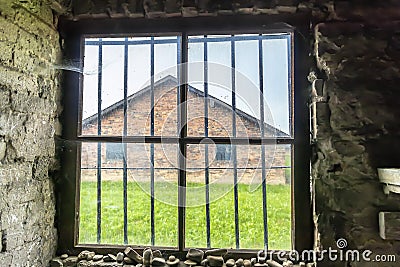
[81,77,290,184]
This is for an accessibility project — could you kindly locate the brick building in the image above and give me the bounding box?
[81,76,290,185]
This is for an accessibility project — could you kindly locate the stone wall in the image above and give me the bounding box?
[0,0,60,266]
[313,13,400,267]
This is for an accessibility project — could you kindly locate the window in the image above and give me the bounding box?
[59,17,311,255]
[215,144,232,161]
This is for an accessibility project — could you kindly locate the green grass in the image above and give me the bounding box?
[79,181,291,250]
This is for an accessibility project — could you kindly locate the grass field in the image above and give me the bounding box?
[79,181,291,250]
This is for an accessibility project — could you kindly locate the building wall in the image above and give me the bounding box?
[0,1,61,266]
[81,83,289,185]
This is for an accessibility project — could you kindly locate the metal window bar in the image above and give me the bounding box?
[85,34,288,47]
[82,166,291,171]
[258,35,268,251]
[230,37,240,249]
[178,33,188,251]
[123,38,129,244]
[203,37,211,248]
[96,39,103,244]
[287,35,293,137]
[150,37,155,246]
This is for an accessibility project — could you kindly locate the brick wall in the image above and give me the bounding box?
[81,82,289,184]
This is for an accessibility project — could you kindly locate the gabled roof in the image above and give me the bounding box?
[83,75,289,137]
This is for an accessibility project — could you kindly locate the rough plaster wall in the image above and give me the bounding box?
[0,0,61,266]
[313,6,400,267]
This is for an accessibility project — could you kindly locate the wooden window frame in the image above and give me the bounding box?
[57,14,312,257]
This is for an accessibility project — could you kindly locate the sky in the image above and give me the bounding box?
[82,34,291,135]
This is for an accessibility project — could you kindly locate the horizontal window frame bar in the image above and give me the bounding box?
[84,34,290,46]
[76,136,294,145]
[81,166,291,170]
[85,39,179,46]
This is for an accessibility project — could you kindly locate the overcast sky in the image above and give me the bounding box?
[82,35,290,135]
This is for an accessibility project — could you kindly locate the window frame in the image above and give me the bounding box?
[58,15,311,257]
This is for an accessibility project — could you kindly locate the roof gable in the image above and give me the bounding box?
[82,75,289,137]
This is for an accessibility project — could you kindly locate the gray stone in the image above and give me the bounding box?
[0,141,6,161]
[78,250,92,260]
[186,248,204,263]
[93,255,104,261]
[87,252,96,261]
[184,260,198,267]
[226,259,235,267]
[60,254,69,260]
[206,256,223,267]
[77,260,90,267]
[152,257,166,267]
[116,252,124,263]
[153,250,162,258]
[166,255,180,266]
[50,258,64,267]
[64,256,79,267]
[243,259,251,267]
[124,257,135,264]
[266,260,283,267]
[143,248,153,266]
[124,247,143,263]
[103,254,117,262]
[235,259,244,267]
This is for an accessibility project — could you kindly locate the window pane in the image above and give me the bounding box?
[79,168,97,244]
[82,36,180,137]
[82,44,99,135]
[235,40,261,138]
[154,41,178,136]
[185,144,291,249]
[186,34,291,138]
[79,142,178,247]
[127,43,151,136]
[266,144,292,250]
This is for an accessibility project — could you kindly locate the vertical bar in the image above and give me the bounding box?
[177,36,182,136]
[231,36,240,249]
[150,37,155,246]
[178,33,188,251]
[203,37,211,248]
[287,34,293,137]
[259,35,268,251]
[123,38,128,244]
[96,39,103,244]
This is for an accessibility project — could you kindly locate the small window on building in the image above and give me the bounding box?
[105,143,124,160]
[215,144,231,161]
